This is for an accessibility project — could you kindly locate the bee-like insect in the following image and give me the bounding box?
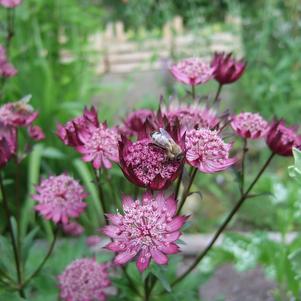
[151,128,184,162]
[12,95,33,114]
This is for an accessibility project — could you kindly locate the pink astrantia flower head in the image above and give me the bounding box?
[76,122,120,169]
[266,120,301,156]
[58,258,111,301]
[0,45,17,77]
[0,96,38,127]
[103,192,187,272]
[33,174,88,224]
[62,222,84,237]
[56,106,99,147]
[162,101,219,133]
[231,112,269,139]
[185,128,236,173]
[0,0,22,8]
[170,57,214,86]
[211,52,246,85]
[28,125,45,141]
[0,124,16,168]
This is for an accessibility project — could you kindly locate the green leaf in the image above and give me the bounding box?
[150,264,171,293]
[288,148,301,183]
[289,249,301,280]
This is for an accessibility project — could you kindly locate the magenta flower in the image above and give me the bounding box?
[170,57,214,86]
[119,136,183,190]
[62,222,84,237]
[211,52,246,85]
[33,174,88,224]
[0,123,16,167]
[56,106,99,147]
[86,235,102,247]
[120,109,154,137]
[231,112,269,139]
[0,96,38,128]
[103,192,187,272]
[266,120,301,156]
[0,0,22,8]
[163,102,219,133]
[58,258,111,301]
[185,128,236,173]
[28,125,45,141]
[0,45,17,77]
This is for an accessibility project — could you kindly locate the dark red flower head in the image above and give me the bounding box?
[211,52,246,85]
[266,120,301,156]
[0,124,16,168]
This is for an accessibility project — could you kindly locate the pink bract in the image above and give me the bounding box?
[28,125,45,141]
[103,192,187,272]
[266,120,301,156]
[62,222,84,237]
[231,112,269,139]
[185,128,236,173]
[170,57,214,86]
[0,97,38,127]
[58,258,111,301]
[0,0,22,7]
[86,235,102,247]
[211,52,246,85]
[0,124,16,168]
[33,174,87,224]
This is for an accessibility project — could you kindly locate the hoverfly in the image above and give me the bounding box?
[12,95,33,114]
[151,128,184,162]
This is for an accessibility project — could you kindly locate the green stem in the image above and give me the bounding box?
[191,85,196,100]
[240,138,248,195]
[213,83,223,104]
[121,266,142,297]
[177,168,197,214]
[22,227,58,287]
[144,274,151,301]
[104,169,120,211]
[175,167,184,201]
[171,152,276,287]
[0,172,25,298]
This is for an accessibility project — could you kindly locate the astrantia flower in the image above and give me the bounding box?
[162,102,219,133]
[56,106,99,147]
[170,57,214,86]
[211,52,246,85]
[86,235,102,247]
[33,174,87,224]
[119,137,183,190]
[185,128,236,173]
[0,0,22,8]
[62,222,84,237]
[58,258,111,301]
[266,120,301,156]
[231,112,269,139]
[0,45,17,77]
[103,192,187,272]
[120,109,154,137]
[0,96,38,127]
[76,123,119,169]
[28,125,45,141]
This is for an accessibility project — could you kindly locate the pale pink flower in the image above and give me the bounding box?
[103,192,187,272]
[231,112,269,139]
[76,123,120,169]
[86,235,102,247]
[58,258,111,301]
[162,102,219,133]
[0,0,22,8]
[0,45,17,77]
[0,96,38,127]
[33,174,87,224]
[62,222,84,237]
[185,128,236,173]
[170,57,214,86]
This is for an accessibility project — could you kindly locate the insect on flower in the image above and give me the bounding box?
[151,128,184,162]
[11,95,34,114]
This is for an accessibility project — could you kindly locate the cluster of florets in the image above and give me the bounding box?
[103,192,187,272]
[33,174,87,224]
[58,258,111,301]
[57,106,120,169]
